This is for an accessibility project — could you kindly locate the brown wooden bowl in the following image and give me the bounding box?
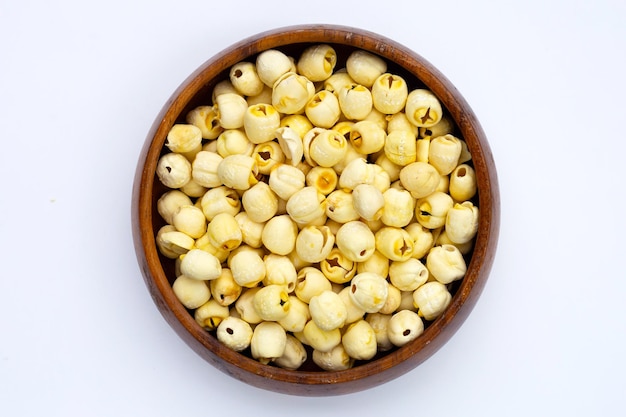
[132,24,500,396]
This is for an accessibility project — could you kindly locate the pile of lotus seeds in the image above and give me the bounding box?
[154,44,479,371]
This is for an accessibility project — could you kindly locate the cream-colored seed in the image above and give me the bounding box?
[209,268,242,307]
[235,287,263,324]
[243,103,281,144]
[332,140,363,175]
[436,229,474,255]
[261,214,298,256]
[446,201,479,244]
[349,272,389,313]
[234,212,265,249]
[352,184,385,221]
[309,290,347,331]
[252,284,291,321]
[194,234,230,263]
[378,283,402,315]
[230,61,264,97]
[191,151,223,188]
[325,189,360,223]
[405,88,443,128]
[156,226,194,259]
[216,129,254,158]
[251,321,287,364]
[295,225,335,263]
[320,247,356,284]
[387,112,418,137]
[157,190,193,225]
[387,309,424,347]
[356,249,389,278]
[338,286,367,324]
[375,226,414,262]
[458,139,472,164]
[194,299,230,331]
[363,107,388,131]
[449,164,477,202]
[404,222,435,260]
[165,124,203,154]
[156,152,192,189]
[342,319,377,361]
[304,128,348,167]
[323,70,356,95]
[363,218,384,234]
[207,212,242,251]
[179,248,222,281]
[172,205,206,239]
[215,92,248,129]
[335,221,376,262]
[388,258,429,291]
[180,179,207,201]
[312,345,355,371]
[272,71,315,114]
[273,334,307,370]
[416,191,454,229]
[372,73,408,115]
[305,90,341,128]
[398,290,419,312]
[263,254,297,293]
[381,188,415,228]
[338,158,376,191]
[217,154,259,191]
[338,84,373,120]
[279,115,313,142]
[273,126,304,166]
[306,166,338,195]
[241,182,278,223]
[211,79,238,102]
[370,164,392,193]
[277,296,311,333]
[416,137,430,163]
[186,105,223,140]
[399,161,440,199]
[346,49,387,87]
[349,120,386,154]
[200,185,241,221]
[296,44,337,82]
[436,173,450,195]
[412,281,452,321]
[428,134,462,175]
[256,49,294,87]
[178,141,203,164]
[384,129,417,166]
[252,141,285,175]
[426,244,467,284]
[216,316,253,352]
[269,163,306,200]
[286,186,327,226]
[246,85,273,106]
[172,275,210,309]
[229,248,266,288]
[366,313,394,352]
[302,320,341,353]
[295,267,332,303]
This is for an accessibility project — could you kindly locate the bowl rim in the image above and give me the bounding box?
[131,23,500,396]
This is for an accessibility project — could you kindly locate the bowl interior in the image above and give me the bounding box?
[132,24,500,396]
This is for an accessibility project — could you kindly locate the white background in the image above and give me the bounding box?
[1,0,625,415]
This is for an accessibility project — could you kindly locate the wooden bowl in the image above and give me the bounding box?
[132,24,500,396]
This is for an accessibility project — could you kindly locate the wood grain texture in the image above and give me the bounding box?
[131,24,500,396]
